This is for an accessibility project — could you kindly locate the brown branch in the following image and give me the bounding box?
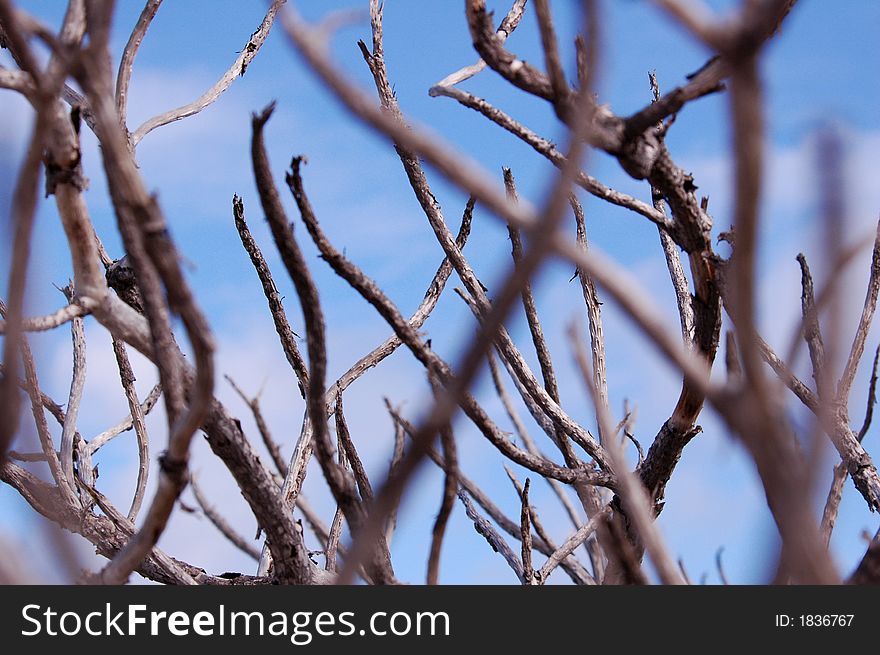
[0,22,52,461]
[58,285,87,500]
[0,302,90,334]
[858,346,880,443]
[466,0,556,104]
[503,168,560,403]
[2,2,311,585]
[325,473,346,573]
[648,71,696,349]
[570,195,610,413]
[0,300,77,507]
[426,413,458,585]
[503,466,585,583]
[538,507,610,584]
[108,336,151,522]
[232,195,309,398]
[533,0,572,112]
[384,400,406,546]
[519,477,534,584]
[225,375,286,478]
[796,254,828,398]
[757,336,819,412]
[0,64,35,97]
[1,457,203,585]
[720,20,836,584]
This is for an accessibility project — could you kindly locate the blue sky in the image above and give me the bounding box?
[2,1,880,584]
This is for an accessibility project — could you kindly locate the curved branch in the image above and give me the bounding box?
[130,0,283,145]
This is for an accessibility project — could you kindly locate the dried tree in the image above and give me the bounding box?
[1,0,878,586]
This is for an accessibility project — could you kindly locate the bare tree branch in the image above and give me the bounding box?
[458,489,525,584]
[838,219,880,403]
[431,0,527,89]
[115,0,163,122]
[191,475,261,561]
[225,375,287,478]
[130,0,284,145]
[232,195,309,398]
[426,410,458,585]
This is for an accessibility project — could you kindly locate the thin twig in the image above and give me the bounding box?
[504,466,576,581]
[325,439,348,574]
[489,353,592,561]
[0,37,52,461]
[858,346,880,443]
[59,285,87,501]
[796,254,828,398]
[519,478,534,584]
[821,345,880,545]
[110,337,151,522]
[538,507,610,584]
[648,71,695,348]
[225,375,287,478]
[431,0,527,88]
[330,197,473,398]
[392,406,595,585]
[458,489,525,583]
[503,168,560,403]
[570,322,685,585]
[252,106,393,584]
[427,412,458,585]
[570,195,610,414]
[190,475,261,560]
[533,0,572,112]
[130,0,284,145]
[85,384,162,455]
[757,336,819,412]
[1,299,80,507]
[384,400,406,546]
[0,302,90,334]
[429,84,668,227]
[232,195,309,398]
[838,218,880,403]
[115,0,163,121]
[715,546,730,585]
